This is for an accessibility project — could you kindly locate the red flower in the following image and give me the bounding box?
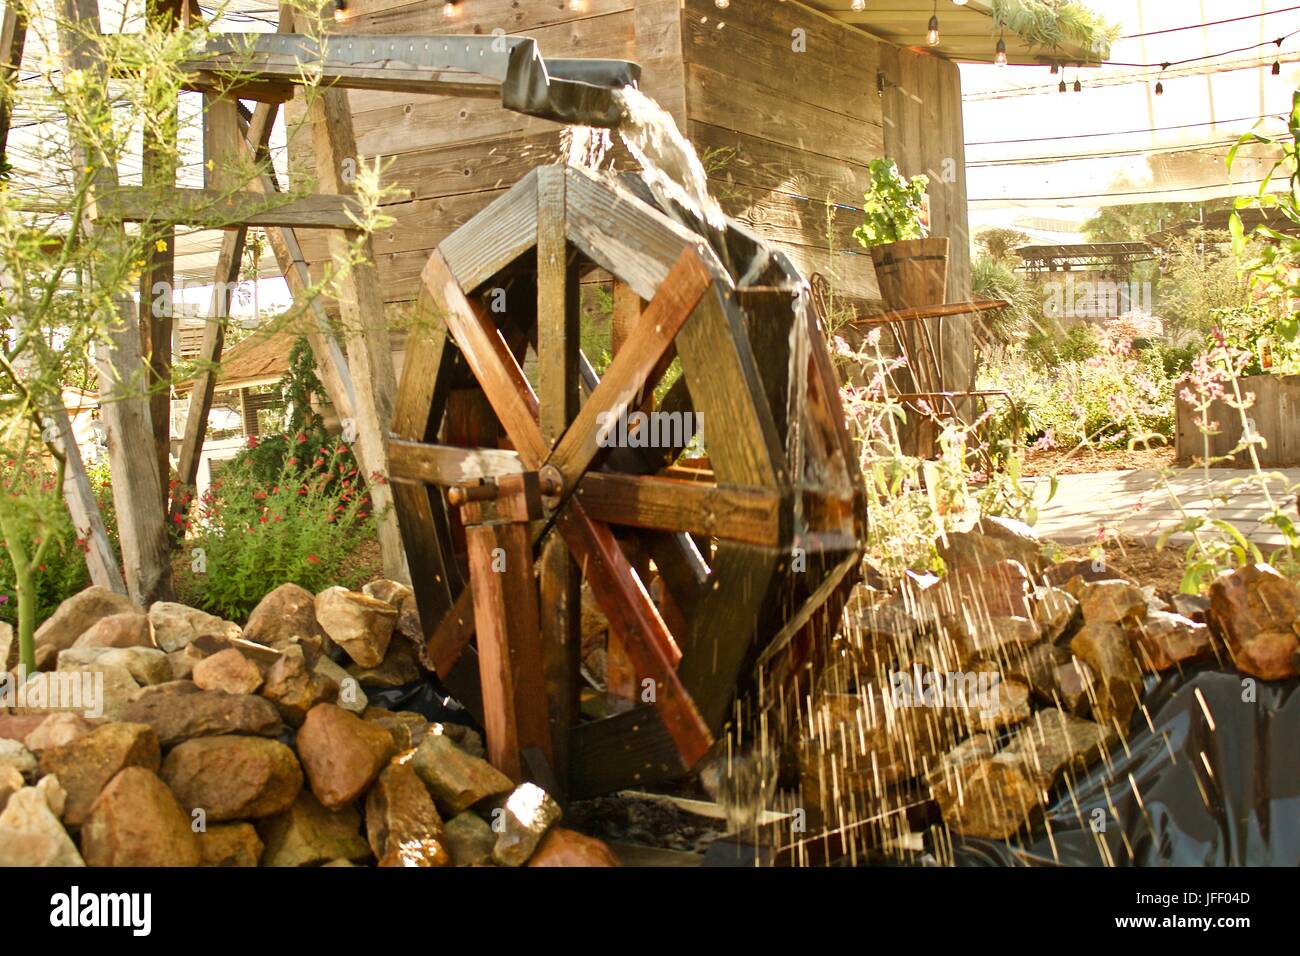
[246,435,258,449]
[296,432,307,444]
[288,458,298,467]
[306,554,320,564]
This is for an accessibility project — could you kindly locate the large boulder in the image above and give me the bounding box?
[442,811,496,866]
[315,587,397,668]
[528,828,621,867]
[72,612,153,650]
[123,686,283,746]
[58,646,170,687]
[79,768,201,867]
[1129,609,1215,672]
[45,663,141,720]
[161,735,303,821]
[295,704,395,809]
[345,639,422,688]
[257,791,370,867]
[1208,563,1300,680]
[365,762,449,866]
[261,645,338,727]
[34,586,136,656]
[22,714,100,755]
[197,823,264,867]
[1074,579,1148,626]
[0,776,83,866]
[148,602,240,653]
[490,783,562,867]
[1070,622,1142,728]
[315,656,367,714]
[192,647,264,695]
[243,583,330,656]
[936,515,1044,575]
[409,732,513,817]
[38,722,161,826]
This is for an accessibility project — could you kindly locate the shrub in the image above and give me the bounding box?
[180,438,378,620]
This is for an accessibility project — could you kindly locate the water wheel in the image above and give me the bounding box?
[388,164,865,798]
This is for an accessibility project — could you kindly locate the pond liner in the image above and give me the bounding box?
[953,662,1300,867]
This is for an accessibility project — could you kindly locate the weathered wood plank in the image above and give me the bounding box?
[568,706,686,799]
[575,473,781,546]
[634,0,687,126]
[100,187,363,228]
[388,439,523,485]
[0,3,27,165]
[438,169,537,293]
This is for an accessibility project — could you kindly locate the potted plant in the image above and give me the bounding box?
[854,157,948,310]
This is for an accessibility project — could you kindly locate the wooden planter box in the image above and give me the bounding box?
[1175,373,1300,467]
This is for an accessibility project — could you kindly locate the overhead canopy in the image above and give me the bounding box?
[803,0,1105,66]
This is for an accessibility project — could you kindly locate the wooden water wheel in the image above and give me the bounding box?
[388,163,865,798]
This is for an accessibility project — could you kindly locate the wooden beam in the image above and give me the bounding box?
[0,3,27,168]
[99,187,364,229]
[387,438,522,486]
[306,78,408,582]
[58,0,173,604]
[574,473,781,546]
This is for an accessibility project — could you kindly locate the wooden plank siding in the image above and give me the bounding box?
[285,0,973,371]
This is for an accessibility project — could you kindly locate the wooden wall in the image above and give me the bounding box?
[288,0,974,377]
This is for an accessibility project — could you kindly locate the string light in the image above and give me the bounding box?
[995,32,1007,67]
[1155,62,1167,95]
[331,0,347,23]
[714,0,729,8]
[442,0,459,18]
[1073,77,1082,92]
[851,0,865,11]
[1274,37,1283,75]
[952,0,968,5]
[1050,61,1059,74]
[568,0,586,9]
[927,1,939,46]
[1058,77,1067,93]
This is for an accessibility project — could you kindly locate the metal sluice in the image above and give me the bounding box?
[191,32,641,128]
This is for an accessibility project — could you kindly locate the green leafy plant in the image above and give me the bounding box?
[990,0,1120,63]
[180,440,379,620]
[853,158,928,248]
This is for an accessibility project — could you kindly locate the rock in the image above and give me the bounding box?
[929,752,1043,841]
[34,586,137,656]
[314,656,367,713]
[38,723,161,826]
[23,714,99,754]
[345,638,423,688]
[0,713,51,742]
[1075,580,1149,626]
[161,736,303,821]
[362,579,413,608]
[257,791,370,866]
[1042,558,1129,588]
[262,645,338,727]
[1130,609,1215,672]
[932,559,1036,623]
[148,602,240,653]
[192,647,264,695]
[363,709,430,751]
[296,703,395,809]
[72,612,153,650]
[0,766,22,813]
[0,738,36,778]
[970,676,1032,732]
[123,688,283,746]
[1070,623,1142,728]
[1032,586,1080,642]
[925,733,999,791]
[0,777,83,866]
[1004,642,1068,703]
[998,708,1118,786]
[490,783,562,866]
[395,594,423,644]
[315,587,397,668]
[528,827,621,866]
[242,583,328,652]
[1053,658,1095,714]
[441,811,496,866]
[44,663,141,720]
[1171,592,1211,624]
[937,515,1044,574]
[58,646,170,686]
[365,762,449,866]
[955,616,1041,663]
[436,722,486,759]
[79,767,201,867]
[197,822,263,867]
[1207,563,1300,680]
[409,732,513,817]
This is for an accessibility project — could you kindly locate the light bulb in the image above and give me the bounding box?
[1273,60,1282,76]
[1073,78,1082,92]
[715,0,729,8]
[331,0,346,21]
[851,0,865,10]
[928,15,940,45]
[995,38,1007,66]
[952,0,968,5]
[1155,80,1163,95]
[1058,79,1067,93]
[569,0,586,9]
[442,0,458,18]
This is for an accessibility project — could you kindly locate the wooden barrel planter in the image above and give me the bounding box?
[869,237,949,311]
[1175,373,1300,467]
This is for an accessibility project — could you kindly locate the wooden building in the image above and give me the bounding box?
[290,0,1094,399]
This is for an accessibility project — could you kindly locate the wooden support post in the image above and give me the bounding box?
[58,0,173,604]
[0,1,27,169]
[534,167,580,792]
[305,80,408,583]
[453,475,552,783]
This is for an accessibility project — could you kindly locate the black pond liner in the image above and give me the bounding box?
[953,662,1300,866]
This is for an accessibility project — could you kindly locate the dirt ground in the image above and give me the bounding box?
[1056,535,1191,595]
[1022,445,1176,477]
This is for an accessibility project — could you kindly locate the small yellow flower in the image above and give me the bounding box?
[155,239,167,252]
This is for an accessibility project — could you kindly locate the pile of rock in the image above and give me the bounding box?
[0,581,618,867]
[798,516,1300,843]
